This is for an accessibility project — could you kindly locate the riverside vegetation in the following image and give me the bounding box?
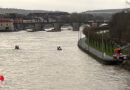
[83,12,130,56]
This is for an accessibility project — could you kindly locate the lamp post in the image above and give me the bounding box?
[88,30,89,51]
[78,29,80,41]
[102,31,105,58]
[78,27,82,41]
[80,28,82,40]
[102,32,104,58]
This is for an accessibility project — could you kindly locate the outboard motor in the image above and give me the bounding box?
[15,45,20,50]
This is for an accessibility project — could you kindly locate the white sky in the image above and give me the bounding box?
[0,0,129,12]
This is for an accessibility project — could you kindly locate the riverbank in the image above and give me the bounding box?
[78,38,130,71]
[120,61,130,71]
[78,38,118,65]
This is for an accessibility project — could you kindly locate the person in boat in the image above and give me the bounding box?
[57,46,62,50]
[15,45,20,50]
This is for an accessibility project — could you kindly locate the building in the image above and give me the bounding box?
[0,18,14,31]
[13,18,23,23]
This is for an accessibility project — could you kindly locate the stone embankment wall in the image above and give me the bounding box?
[78,38,130,71]
[78,38,114,64]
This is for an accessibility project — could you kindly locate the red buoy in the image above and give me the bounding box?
[0,75,4,82]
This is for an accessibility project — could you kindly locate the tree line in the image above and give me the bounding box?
[83,12,130,55]
[109,12,130,44]
[83,26,115,55]
[59,13,104,23]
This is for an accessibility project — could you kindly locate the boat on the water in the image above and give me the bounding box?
[15,45,20,50]
[57,46,62,51]
[26,29,34,32]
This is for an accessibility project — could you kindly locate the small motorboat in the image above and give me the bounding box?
[57,46,62,51]
[15,45,20,50]
[26,29,34,32]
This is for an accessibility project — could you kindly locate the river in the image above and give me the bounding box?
[0,30,130,90]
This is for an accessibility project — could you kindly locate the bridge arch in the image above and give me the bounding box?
[60,23,73,31]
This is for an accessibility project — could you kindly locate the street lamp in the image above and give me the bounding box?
[102,32,104,58]
[88,30,89,51]
[78,27,82,41]
[102,31,106,58]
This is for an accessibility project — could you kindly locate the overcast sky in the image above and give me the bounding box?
[0,0,129,12]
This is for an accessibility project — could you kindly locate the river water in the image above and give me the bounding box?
[0,30,130,90]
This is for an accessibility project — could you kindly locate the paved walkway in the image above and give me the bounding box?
[78,38,113,62]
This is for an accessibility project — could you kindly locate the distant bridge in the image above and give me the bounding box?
[14,21,109,31]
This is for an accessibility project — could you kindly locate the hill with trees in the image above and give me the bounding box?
[84,9,127,20]
[0,8,63,15]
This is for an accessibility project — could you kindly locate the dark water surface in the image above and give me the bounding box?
[0,31,130,90]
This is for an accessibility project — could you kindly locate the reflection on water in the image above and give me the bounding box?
[0,31,130,90]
